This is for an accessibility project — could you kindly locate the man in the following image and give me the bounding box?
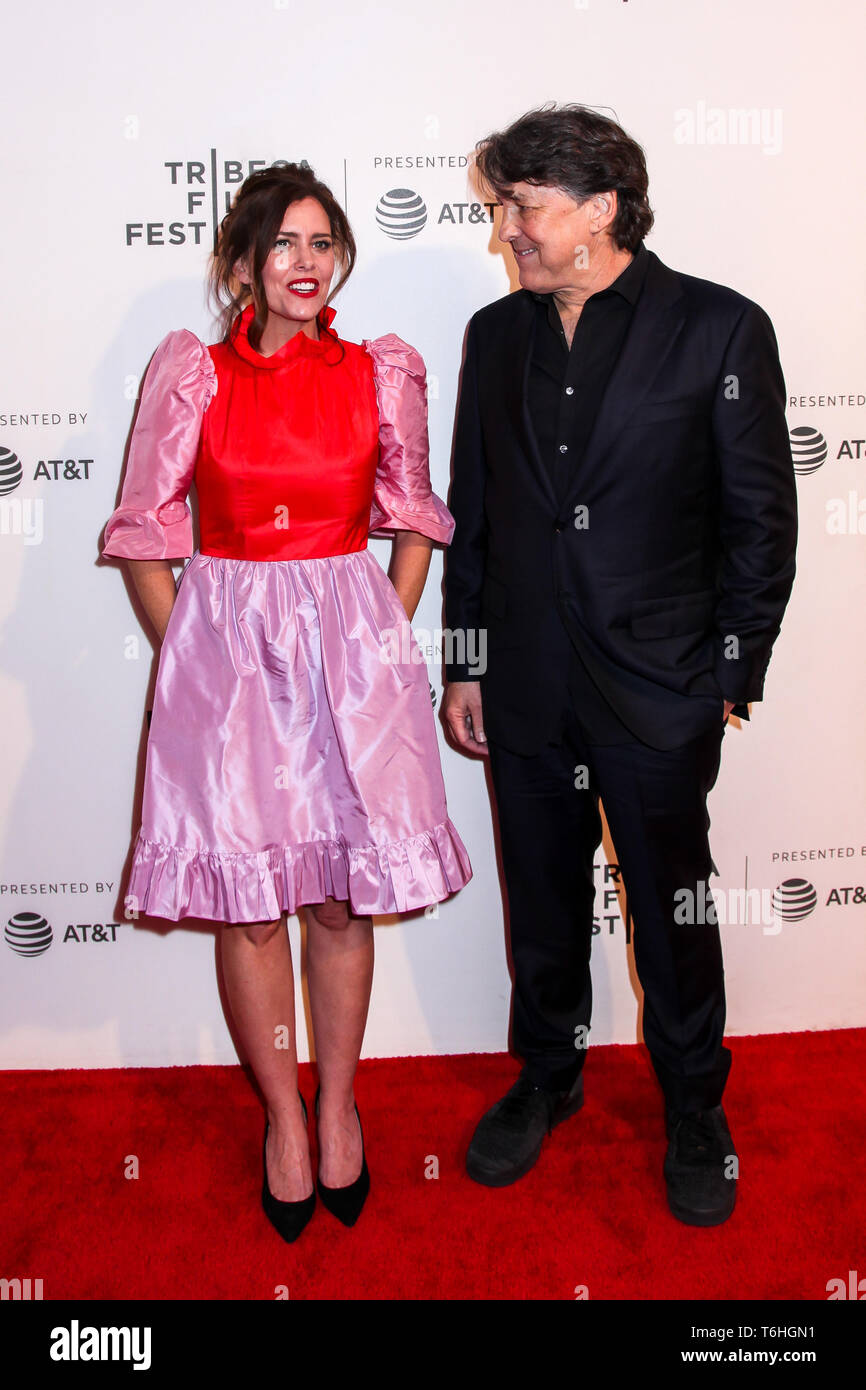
[442,104,797,1226]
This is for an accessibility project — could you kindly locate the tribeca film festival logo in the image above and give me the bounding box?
[593,861,632,942]
[673,102,783,156]
[124,149,276,248]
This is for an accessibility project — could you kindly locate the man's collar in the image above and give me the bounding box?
[529,242,648,308]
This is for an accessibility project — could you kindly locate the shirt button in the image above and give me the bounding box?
[559,444,568,453]
[565,386,574,396]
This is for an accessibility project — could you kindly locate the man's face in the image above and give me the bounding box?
[495,181,597,293]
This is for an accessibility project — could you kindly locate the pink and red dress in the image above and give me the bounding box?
[103,304,472,922]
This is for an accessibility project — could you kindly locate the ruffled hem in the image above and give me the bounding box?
[125,819,472,924]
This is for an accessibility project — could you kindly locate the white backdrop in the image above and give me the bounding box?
[1,0,864,1068]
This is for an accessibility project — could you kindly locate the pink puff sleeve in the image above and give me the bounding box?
[102,329,216,560]
[362,334,455,544]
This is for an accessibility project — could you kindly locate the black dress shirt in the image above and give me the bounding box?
[527,244,650,744]
[527,242,649,502]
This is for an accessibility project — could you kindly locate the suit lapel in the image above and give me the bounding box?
[505,293,560,512]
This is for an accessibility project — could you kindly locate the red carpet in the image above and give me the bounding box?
[1,1030,862,1301]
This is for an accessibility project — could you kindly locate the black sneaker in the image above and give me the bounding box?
[466,1068,584,1187]
[664,1104,737,1227]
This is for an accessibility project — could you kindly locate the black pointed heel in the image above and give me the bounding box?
[315,1085,370,1227]
[261,1092,315,1243]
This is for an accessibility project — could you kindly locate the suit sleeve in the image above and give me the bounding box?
[443,317,488,683]
[711,302,797,707]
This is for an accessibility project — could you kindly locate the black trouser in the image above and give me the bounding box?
[486,705,731,1113]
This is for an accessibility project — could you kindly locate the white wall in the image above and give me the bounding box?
[1,0,864,1066]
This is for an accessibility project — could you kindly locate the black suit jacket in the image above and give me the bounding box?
[443,249,797,755]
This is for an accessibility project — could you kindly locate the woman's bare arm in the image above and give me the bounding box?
[125,559,180,643]
[387,530,434,621]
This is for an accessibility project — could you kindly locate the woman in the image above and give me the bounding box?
[102,161,472,1241]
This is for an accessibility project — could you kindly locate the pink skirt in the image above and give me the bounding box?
[124,549,472,923]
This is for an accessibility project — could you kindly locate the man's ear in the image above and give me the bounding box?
[588,191,618,235]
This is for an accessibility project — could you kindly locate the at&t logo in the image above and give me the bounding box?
[789,426,827,475]
[5,912,52,956]
[771,879,817,922]
[376,188,428,240]
[0,446,23,495]
[375,187,496,240]
[789,424,866,474]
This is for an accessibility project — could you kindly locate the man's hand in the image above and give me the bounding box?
[442,680,489,756]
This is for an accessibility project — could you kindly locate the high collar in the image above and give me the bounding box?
[228,302,341,368]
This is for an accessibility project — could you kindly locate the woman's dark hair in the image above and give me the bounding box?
[210,161,356,353]
[474,103,654,253]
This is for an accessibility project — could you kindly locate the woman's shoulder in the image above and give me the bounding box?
[151,326,209,358]
[146,328,217,402]
[356,333,425,380]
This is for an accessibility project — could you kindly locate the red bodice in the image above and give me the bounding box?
[196,305,381,561]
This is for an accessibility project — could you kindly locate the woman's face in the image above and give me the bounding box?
[245,196,337,344]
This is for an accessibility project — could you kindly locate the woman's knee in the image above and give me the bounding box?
[305,896,352,931]
[227,916,285,947]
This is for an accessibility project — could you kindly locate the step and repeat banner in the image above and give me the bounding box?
[1,0,864,1067]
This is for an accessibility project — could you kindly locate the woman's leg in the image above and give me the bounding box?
[305,897,374,1188]
[219,917,312,1202]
